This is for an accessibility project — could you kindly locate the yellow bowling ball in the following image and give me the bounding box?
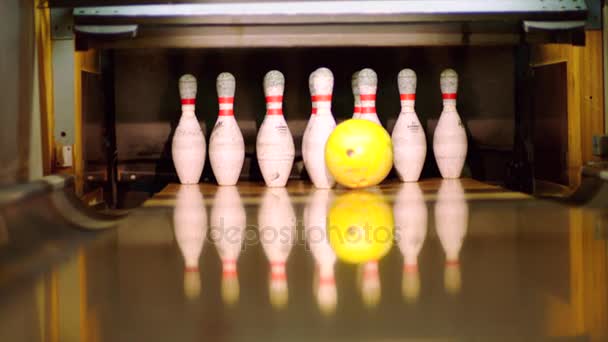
[325,119,393,189]
[327,191,394,264]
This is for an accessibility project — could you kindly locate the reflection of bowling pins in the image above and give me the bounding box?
[435,179,468,294]
[357,68,382,126]
[258,188,296,309]
[359,261,381,309]
[173,185,207,299]
[211,186,246,306]
[304,189,336,315]
[256,70,295,187]
[392,69,427,182]
[433,69,467,179]
[394,183,427,302]
[351,70,361,119]
[172,74,206,184]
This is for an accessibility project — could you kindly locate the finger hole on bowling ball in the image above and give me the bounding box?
[346,149,355,157]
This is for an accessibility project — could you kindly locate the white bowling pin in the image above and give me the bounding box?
[209,73,245,186]
[392,69,427,182]
[304,189,336,315]
[172,74,206,184]
[394,182,427,302]
[352,71,361,119]
[360,261,381,309]
[357,68,382,126]
[256,70,295,187]
[258,188,296,309]
[210,186,246,306]
[435,179,468,294]
[173,185,207,299]
[303,68,336,189]
[433,69,467,179]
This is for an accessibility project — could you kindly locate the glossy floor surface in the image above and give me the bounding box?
[1,179,608,341]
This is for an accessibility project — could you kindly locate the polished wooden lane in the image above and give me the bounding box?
[3,177,607,341]
[143,178,530,207]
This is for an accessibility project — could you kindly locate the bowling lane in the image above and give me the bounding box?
[1,179,607,341]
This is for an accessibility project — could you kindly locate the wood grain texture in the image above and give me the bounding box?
[532,31,605,188]
[35,4,55,176]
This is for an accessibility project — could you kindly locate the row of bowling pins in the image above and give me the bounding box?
[173,180,468,311]
[171,68,468,187]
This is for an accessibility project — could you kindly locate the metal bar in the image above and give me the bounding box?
[75,23,583,49]
[73,0,587,16]
[72,0,587,25]
[74,25,137,36]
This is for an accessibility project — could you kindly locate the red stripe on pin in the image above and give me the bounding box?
[311,107,317,115]
[404,264,418,273]
[354,106,361,114]
[181,99,195,105]
[360,107,376,114]
[271,273,286,281]
[311,94,332,102]
[267,108,283,115]
[442,93,457,100]
[219,109,234,116]
[360,94,376,101]
[400,94,416,100]
[320,277,335,286]
[266,95,283,103]
[446,260,460,267]
[185,266,198,272]
[218,97,234,104]
[223,270,237,277]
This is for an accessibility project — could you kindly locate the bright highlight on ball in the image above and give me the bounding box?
[324,119,393,188]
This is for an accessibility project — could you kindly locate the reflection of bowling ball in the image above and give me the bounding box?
[328,191,394,263]
[325,119,393,188]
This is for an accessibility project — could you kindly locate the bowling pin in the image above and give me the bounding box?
[258,188,296,309]
[392,69,427,182]
[256,70,295,187]
[357,68,382,126]
[352,71,361,119]
[173,185,207,299]
[209,72,245,186]
[394,182,427,303]
[433,69,467,179]
[435,179,468,294]
[172,74,206,184]
[210,186,246,306]
[303,68,336,189]
[304,189,336,315]
[360,261,381,309]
